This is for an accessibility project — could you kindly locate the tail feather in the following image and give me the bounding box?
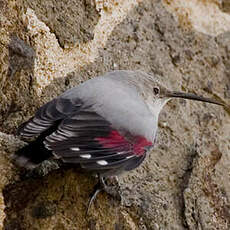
[14,121,61,169]
[14,137,53,169]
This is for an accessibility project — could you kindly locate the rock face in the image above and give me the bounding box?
[0,0,230,229]
[23,0,100,48]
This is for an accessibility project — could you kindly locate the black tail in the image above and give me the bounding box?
[14,137,53,169]
[14,121,60,169]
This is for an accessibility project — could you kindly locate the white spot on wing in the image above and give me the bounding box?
[126,156,134,159]
[117,151,125,155]
[71,147,80,151]
[97,160,108,166]
[80,154,91,159]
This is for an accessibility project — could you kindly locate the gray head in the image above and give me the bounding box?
[115,70,226,116]
[149,79,225,105]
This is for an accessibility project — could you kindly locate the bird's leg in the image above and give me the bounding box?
[101,176,121,200]
[86,175,104,215]
[86,175,121,215]
[86,185,102,215]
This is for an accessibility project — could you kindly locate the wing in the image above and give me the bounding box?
[44,108,153,175]
[17,97,82,138]
[17,95,153,175]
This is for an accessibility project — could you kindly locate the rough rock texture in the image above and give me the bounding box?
[0,133,25,230]
[0,0,230,229]
[163,0,230,36]
[23,0,100,48]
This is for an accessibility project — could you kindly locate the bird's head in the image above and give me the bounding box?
[132,71,226,116]
[151,82,225,106]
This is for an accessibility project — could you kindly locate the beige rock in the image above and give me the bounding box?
[23,0,100,48]
[162,0,230,36]
[0,0,230,229]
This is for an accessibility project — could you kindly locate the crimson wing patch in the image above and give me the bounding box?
[44,109,153,174]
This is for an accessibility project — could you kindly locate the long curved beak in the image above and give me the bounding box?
[166,91,225,106]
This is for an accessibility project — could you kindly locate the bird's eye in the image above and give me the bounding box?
[153,87,160,95]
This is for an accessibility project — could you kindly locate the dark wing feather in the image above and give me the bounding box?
[17,96,150,174]
[44,109,149,175]
[17,98,82,138]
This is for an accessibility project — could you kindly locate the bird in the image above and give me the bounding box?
[14,70,226,213]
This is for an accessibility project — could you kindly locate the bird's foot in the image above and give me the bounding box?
[102,176,121,200]
[86,176,121,215]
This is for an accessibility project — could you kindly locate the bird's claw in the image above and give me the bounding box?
[86,176,121,215]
